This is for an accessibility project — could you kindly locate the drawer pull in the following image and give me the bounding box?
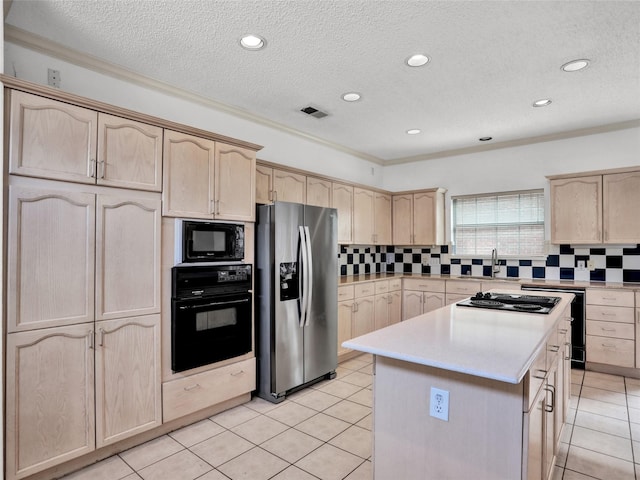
[533,369,547,380]
[565,342,572,361]
[600,327,616,332]
[544,385,555,413]
[559,329,568,334]
[184,384,201,392]
[602,297,617,301]
[601,312,616,317]
[548,345,560,353]
[601,343,617,348]
[230,370,245,376]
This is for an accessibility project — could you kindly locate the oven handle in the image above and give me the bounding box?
[299,226,309,328]
[304,226,313,327]
[178,298,250,310]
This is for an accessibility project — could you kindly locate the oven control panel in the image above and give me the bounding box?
[218,268,249,282]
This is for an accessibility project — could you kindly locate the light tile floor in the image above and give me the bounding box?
[62,356,640,480]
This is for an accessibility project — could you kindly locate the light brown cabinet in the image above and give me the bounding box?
[374,280,402,329]
[163,131,255,221]
[10,91,163,191]
[95,315,161,447]
[7,182,161,332]
[392,189,446,245]
[332,182,354,244]
[374,192,393,245]
[353,188,392,245]
[337,286,355,358]
[306,176,332,207]
[549,168,640,244]
[402,278,445,320]
[255,164,273,204]
[6,324,95,480]
[273,169,306,203]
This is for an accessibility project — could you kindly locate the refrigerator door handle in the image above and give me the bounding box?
[298,226,309,327]
[304,226,313,326]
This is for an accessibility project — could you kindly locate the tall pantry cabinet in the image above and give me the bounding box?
[5,86,162,479]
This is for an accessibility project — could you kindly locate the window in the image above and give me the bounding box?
[452,190,545,256]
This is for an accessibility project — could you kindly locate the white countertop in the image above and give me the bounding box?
[342,292,575,384]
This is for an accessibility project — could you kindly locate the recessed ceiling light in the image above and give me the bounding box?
[406,54,430,67]
[342,92,361,102]
[479,137,492,142]
[407,129,421,135]
[533,99,552,107]
[561,59,589,72]
[240,34,266,50]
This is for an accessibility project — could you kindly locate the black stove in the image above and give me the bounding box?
[456,292,561,314]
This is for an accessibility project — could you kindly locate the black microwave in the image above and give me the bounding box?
[181,220,244,263]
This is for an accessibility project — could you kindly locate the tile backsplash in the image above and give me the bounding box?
[339,244,640,283]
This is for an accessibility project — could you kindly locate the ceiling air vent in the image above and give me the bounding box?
[300,106,328,119]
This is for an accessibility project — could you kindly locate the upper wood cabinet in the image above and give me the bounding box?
[214,143,256,221]
[549,175,602,244]
[256,164,273,204]
[374,192,392,245]
[353,188,375,244]
[332,182,354,244]
[306,176,332,208]
[9,91,162,191]
[7,181,161,332]
[549,168,640,245]
[393,189,446,245]
[603,171,640,243]
[273,169,306,203]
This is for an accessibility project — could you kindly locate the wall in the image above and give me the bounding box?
[3,42,384,188]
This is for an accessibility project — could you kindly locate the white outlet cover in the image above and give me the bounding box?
[429,387,449,421]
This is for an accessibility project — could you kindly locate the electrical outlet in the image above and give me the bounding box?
[587,260,595,271]
[386,253,394,265]
[422,254,430,265]
[577,260,586,271]
[47,68,61,88]
[429,387,449,421]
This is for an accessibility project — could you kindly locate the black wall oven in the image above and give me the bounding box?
[171,264,252,373]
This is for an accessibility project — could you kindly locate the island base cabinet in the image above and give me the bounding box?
[373,357,524,480]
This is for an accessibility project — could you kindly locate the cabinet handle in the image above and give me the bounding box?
[230,370,245,376]
[89,158,96,178]
[273,190,278,202]
[216,200,220,215]
[559,329,568,334]
[601,312,616,317]
[602,297,617,301]
[210,200,215,214]
[387,295,392,304]
[98,328,105,347]
[544,385,555,413]
[353,303,358,313]
[184,384,201,391]
[600,327,616,332]
[88,330,94,349]
[602,343,617,348]
[533,369,547,380]
[98,159,105,179]
[549,345,560,353]
[565,342,572,360]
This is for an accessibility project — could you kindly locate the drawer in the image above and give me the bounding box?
[445,293,469,305]
[338,285,354,301]
[446,280,478,295]
[163,357,256,422]
[403,278,445,293]
[587,320,635,340]
[586,336,635,368]
[354,282,375,297]
[389,278,402,292]
[586,289,634,307]
[587,305,634,323]
[375,280,390,295]
[481,280,521,291]
[524,346,547,411]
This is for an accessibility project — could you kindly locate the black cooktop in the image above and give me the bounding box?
[456,292,561,314]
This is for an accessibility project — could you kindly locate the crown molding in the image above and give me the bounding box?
[4,25,385,165]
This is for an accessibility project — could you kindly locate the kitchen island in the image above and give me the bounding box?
[343,291,574,480]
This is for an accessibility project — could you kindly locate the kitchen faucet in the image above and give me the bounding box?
[491,248,500,278]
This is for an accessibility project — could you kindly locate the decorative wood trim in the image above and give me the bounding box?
[546,165,640,180]
[0,74,263,152]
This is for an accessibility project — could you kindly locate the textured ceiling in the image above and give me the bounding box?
[5,0,640,164]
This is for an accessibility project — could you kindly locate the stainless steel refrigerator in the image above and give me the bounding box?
[256,202,338,403]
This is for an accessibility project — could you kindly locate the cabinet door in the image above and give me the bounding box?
[550,176,602,244]
[6,325,95,480]
[255,165,273,204]
[215,143,256,221]
[338,301,354,357]
[353,188,375,244]
[413,191,436,245]
[353,297,375,337]
[273,169,306,203]
[374,294,390,330]
[95,315,161,447]
[97,113,163,191]
[9,90,97,184]
[307,176,332,208]
[424,292,445,312]
[388,291,402,326]
[524,386,545,480]
[96,195,161,320]
[332,183,353,244]
[603,171,640,243]
[402,290,424,321]
[162,130,215,218]
[7,185,96,332]
[374,192,392,245]
[393,194,413,245]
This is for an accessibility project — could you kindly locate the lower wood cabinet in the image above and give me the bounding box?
[6,315,161,480]
[402,278,445,320]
